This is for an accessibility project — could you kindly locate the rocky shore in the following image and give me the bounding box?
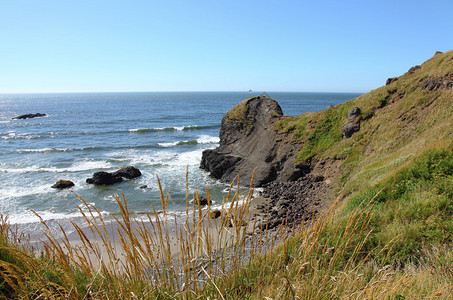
[256,174,327,231]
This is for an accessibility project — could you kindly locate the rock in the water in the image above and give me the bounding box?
[86,171,123,185]
[198,196,209,206]
[86,166,142,185]
[191,195,210,206]
[52,180,75,189]
[13,113,46,120]
[210,209,221,219]
[347,106,361,121]
[113,166,142,179]
[343,122,360,138]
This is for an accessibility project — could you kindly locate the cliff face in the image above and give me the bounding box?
[200,95,306,187]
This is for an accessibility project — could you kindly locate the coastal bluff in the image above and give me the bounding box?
[200,95,306,187]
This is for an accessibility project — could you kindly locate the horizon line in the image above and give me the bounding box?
[0,90,366,95]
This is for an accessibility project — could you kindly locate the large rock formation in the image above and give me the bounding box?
[200,96,305,187]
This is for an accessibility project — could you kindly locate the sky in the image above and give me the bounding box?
[0,0,452,93]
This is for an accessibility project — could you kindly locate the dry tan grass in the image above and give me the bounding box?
[0,175,451,298]
[0,172,287,298]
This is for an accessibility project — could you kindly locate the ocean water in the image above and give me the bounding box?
[0,91,361,238]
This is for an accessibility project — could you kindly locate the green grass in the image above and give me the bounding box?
[344,146,453,264]
[223,97,256,134]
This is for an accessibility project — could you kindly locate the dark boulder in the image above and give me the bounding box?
[386,77,398,85]
[13,113,46,120]
[190,195,210,206]
[198,196,209,206]
[86,171,123,185]
[343,122,360,138]
[113,166,142,179]
[407,65,421,74]
[347,106,361,121]
[86,166,142,185]
[52,180,75,189]
[210,209,221,219]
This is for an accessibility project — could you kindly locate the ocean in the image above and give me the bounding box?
[0,91,361,239]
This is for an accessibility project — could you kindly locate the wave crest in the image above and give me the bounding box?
[129,124,219,133]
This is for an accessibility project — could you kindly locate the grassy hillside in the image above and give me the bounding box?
[278,50,452,195]
[0,51,451,299]
[208,51,453,299]
[227,50,453,298]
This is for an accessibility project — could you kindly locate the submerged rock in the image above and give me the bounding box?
[52,180,75,189]
[13,113,46,120]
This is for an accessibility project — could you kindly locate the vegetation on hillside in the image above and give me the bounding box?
[277,50,452,196]
[1,51,452,298]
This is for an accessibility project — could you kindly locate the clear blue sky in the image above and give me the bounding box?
[1,0,452,93]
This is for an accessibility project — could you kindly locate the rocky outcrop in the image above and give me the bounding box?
[51,180,75,189]
[421,77,453,91]
[386,77,398,85]
[386,65,421,86]
[86,166,141,185]
[200,96,292,187]
[343,122,360,138]
[343,106,362,138]
[407,65,421,75]
[13,113,46,120]
[347,106,361,121]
